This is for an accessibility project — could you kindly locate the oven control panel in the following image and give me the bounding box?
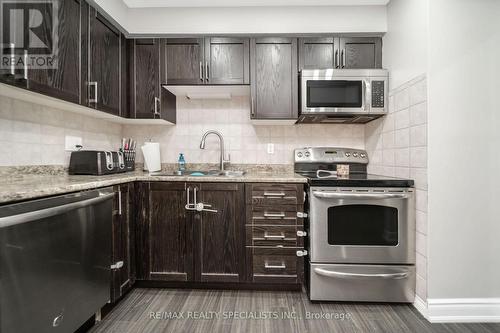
[294,147,369,164]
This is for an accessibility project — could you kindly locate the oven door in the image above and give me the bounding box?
[309,187,415,264]
[301,77,369,114]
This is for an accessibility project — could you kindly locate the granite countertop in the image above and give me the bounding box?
[0,170,306,204]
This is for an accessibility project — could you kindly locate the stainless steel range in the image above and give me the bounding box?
[294,147,416,303]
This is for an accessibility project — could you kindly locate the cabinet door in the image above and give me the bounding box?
[165,38,204,85]
[148,182,193,281]
[194,183,245,283]
[111,183,135,303]
[205,37,249,85]
[298,37,338,70]
[88,10,121,115]
[339,37,382,69]
[129,39,160,119]
[250,38,298,119]
[26,0,81,103]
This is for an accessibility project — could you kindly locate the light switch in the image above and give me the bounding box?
[267,143,274,154]
[65,135,82,151]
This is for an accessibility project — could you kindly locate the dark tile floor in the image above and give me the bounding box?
[89,288,500,333]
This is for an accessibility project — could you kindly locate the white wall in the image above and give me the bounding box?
[383,0,428,89]
[91,0,387,35]
[427,0,500,301]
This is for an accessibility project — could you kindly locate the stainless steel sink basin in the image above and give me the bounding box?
[150,170,246,177]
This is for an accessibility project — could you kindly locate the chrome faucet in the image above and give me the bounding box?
[199,130,230,171]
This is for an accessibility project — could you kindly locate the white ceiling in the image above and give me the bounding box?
[122,0,390,8]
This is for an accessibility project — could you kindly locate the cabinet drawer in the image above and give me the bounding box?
[248,247,303,284]
[248,207,300,225]
[246,225,303,247]
[246,184,303,205]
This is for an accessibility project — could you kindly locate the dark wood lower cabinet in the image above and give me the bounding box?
[110,183,135,303]
[194,183,245,283]
[134,181,304,289]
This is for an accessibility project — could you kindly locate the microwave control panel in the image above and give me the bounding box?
[371,81,385,108]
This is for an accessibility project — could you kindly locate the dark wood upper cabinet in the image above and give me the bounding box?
[165,38,205,85]
[194,183,245,283]
[204,37,249,85]
[87,9,122,115]
[24,0,81,103]
[165,37,249,85]
[111,183,135,303]
[250,37,298,119]
[298,37,338,70]
[339,37,382,69]
[147,182,193,282]
[128,39,176,122]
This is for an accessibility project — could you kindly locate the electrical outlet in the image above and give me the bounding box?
[267,143,274,154]
[65,135,82,151]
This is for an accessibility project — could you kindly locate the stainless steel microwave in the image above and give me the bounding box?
[298,69,388,124]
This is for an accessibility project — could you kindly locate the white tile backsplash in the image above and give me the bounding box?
[0,95,123,167]
[123,97,365,165]
[365,75,428,301]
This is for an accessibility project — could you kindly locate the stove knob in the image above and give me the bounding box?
[345,152,351,157]
[297,152,303,158]
[304,152,310,157]
[360,153,366,158]
[353,153,358,157]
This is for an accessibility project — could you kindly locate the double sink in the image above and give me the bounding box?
[150,170,246,178]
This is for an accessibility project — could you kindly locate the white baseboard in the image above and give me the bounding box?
[426,298,500,323]
[413,295,428,319]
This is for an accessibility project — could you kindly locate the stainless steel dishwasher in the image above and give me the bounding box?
[0,187,114,333]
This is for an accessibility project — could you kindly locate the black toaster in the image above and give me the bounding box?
[68,150,126,175]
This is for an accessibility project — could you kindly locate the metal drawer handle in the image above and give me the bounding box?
[263,192,286,197]
[314,267,409,280]
[312,191,410,200]
[264,232,285,240]
[263,212,285,218]
[88,81,98,104]
[264,261,286,270]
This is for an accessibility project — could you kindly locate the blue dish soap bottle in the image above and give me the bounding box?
[178,153,186,173]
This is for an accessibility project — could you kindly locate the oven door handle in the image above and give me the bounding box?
[314,268,408,280]
[312,191,410,200]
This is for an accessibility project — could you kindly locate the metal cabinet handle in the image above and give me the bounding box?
[314,267,409,280]
[263,192,285,197]
[205,61,209,81]
[312,191,410,200]
[0,193,114,228]
[264,261,286,270]
[263,212,285,218]
[250,97,255,117]
[335,49,339,68]
[263,232,285,240]
[88,81,98,104]
[341,49,346,68]
[118,189,122,216]
[154,97,161,117]
[23,50,28,80]
[199,61,203,81]
[8,43,15,75]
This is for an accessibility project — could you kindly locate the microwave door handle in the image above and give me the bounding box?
[362,80,367,111]
[312,191,411,200]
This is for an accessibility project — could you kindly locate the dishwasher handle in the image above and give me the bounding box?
[0,193,114,228]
